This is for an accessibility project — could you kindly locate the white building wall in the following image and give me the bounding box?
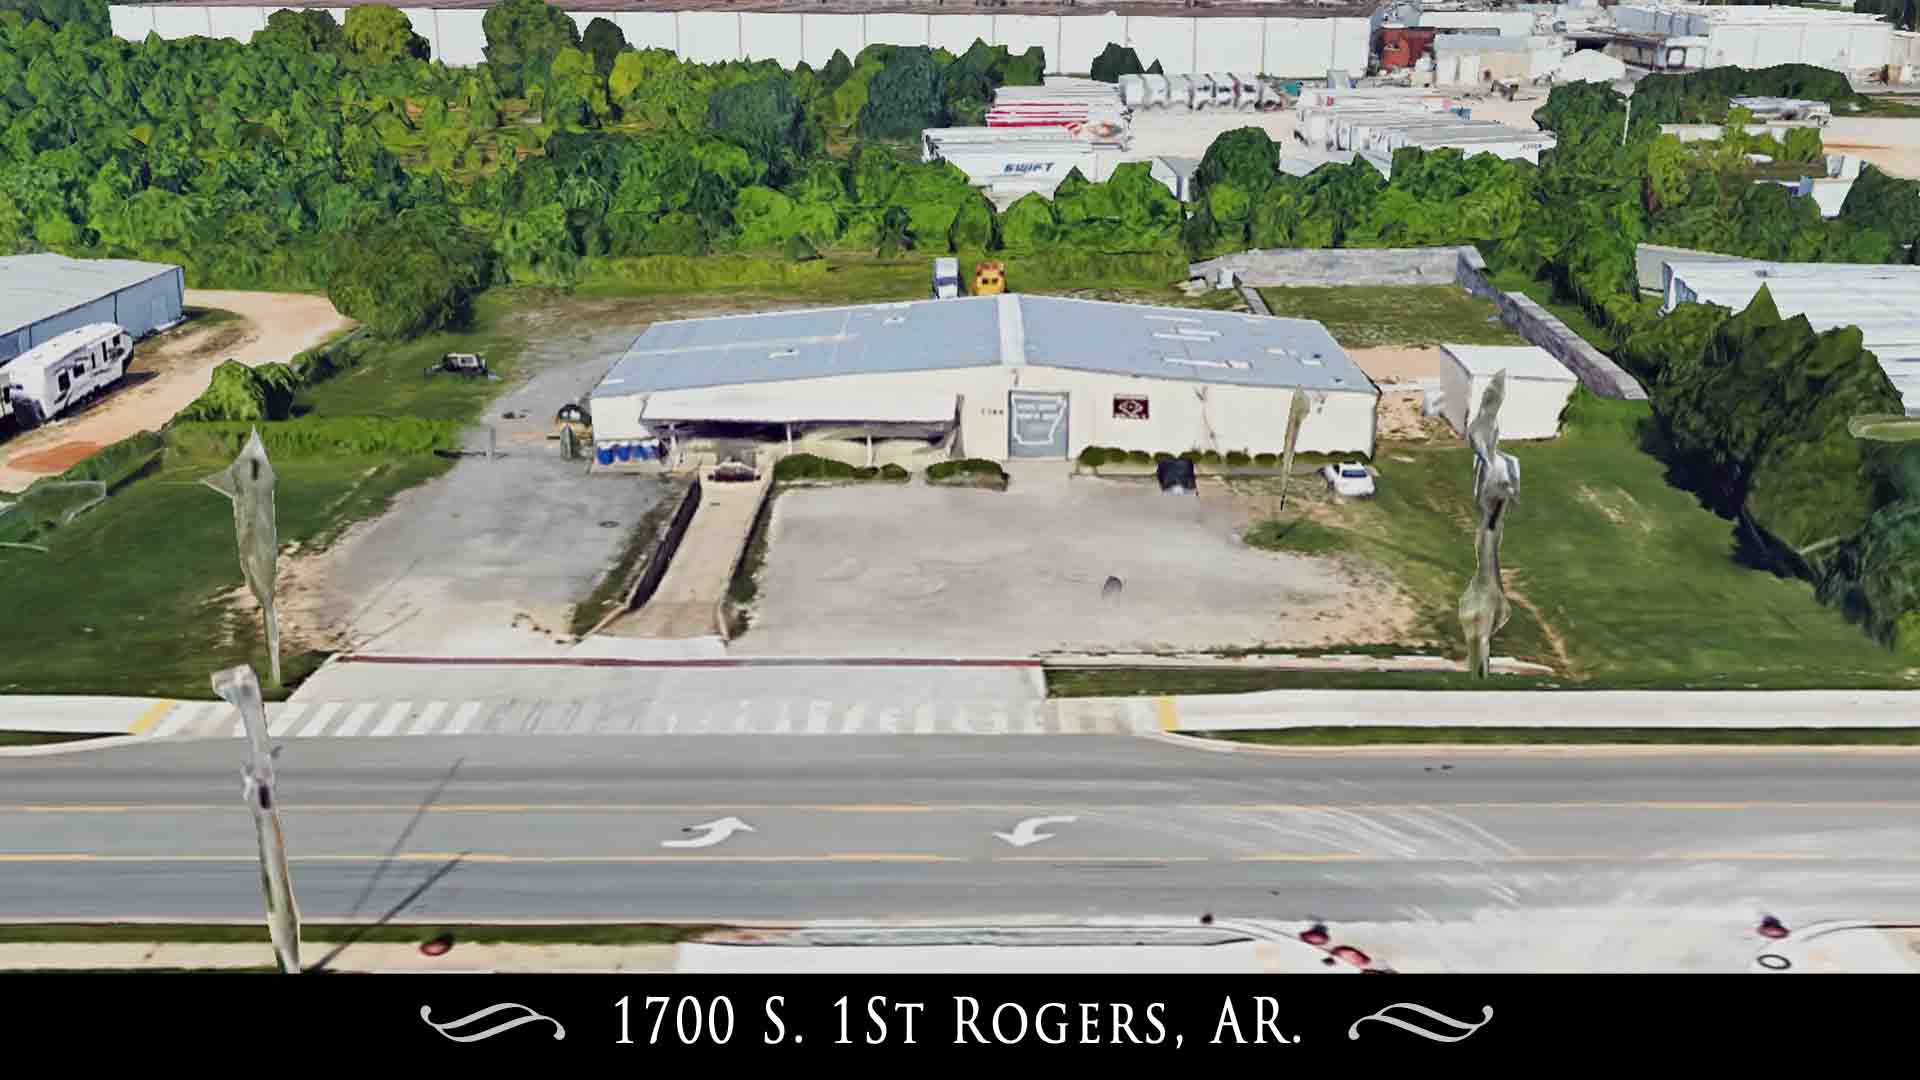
[437,10,487,66]
[1441,366,1573,440]
[678,11,741,64]
[1058,12,1125,75]
[617,12,680,54]
[741,13,804,67]
[1127,17,1197,74]
[925,14,989,58]
[106,7,1372,76]
[595,366,1376,460]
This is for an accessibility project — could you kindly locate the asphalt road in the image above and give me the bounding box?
[5,735,1917,959]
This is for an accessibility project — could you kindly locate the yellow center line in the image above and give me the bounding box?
[127,700,175,737]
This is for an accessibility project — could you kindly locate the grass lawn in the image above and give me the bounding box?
[0,297,533,700]
[1198,728,1920,746]
[1258,285,1525,348]
[1057,392,1920,695]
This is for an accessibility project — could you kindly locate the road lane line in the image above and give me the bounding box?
[407,702,448,736]
[268,704,307,738]
[332,704,378,738]
[296,703,341,738]
[370,702,412,737]
[444,702,481,736]
[10,800,1920,815]
[129,700,176,737]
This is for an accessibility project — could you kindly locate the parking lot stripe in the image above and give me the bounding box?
[370,701,412,737]
[407,701,448,736]
[332,703,378,738]
[443,701,481,736]
[268,704,307,738]
[296,703,341,738]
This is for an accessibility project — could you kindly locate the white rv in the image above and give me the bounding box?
[2,323,133,429]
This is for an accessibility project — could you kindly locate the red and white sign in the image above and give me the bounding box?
[1113,395,1150,420]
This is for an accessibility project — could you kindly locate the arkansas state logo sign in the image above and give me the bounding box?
[1113,395,1150,420]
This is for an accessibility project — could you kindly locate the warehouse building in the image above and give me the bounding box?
[1604,4,1894,73]
[588,295,1380,466]
[1293,99,1557,164]
[0,253,184,366]
[1659,259,1920,415]
[1439,344,1578,441]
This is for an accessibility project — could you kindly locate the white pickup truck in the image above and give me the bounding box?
[1322,461,1375,498]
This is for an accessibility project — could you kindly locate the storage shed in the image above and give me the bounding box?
[0,253,184,366]
[1440,344,1578,440]
[589,295,1381,468]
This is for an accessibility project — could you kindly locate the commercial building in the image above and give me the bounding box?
[1294,98,1557,164]
[0,253,184,366]
[1658,259,1920,414]
[1604,4,1894,73]
[1430,33,1567,86]
[1439,344,1578,440]
[588,295,1380,466]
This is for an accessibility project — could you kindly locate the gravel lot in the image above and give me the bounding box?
[734,472,1409,658]
[287,324,669,656]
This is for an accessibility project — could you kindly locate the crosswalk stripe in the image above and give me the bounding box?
[333,703,378,738]
[150,703,201,739]
[407,701,447,736]
[986,703,1010,735]
[841,704,865,735]
[269,704,307,738]
[874,706,903,734]
[370,701,412,737]
[1021,702,1048,734]
[296,703,340,738]
[913,703,937,734]
[573,701,603,735]
[806,700,830,735]
[771,701,793,735]
[444,701,481,736]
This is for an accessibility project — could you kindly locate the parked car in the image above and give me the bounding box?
[431,352,488,376]
[1322,461,1375,497]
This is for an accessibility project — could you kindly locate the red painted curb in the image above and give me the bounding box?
[333,655,1046,669]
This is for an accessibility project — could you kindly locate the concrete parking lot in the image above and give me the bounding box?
[732,471,1410,658]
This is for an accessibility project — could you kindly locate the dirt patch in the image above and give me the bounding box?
[1505,576,1576,679]
[1377,391,1450,441]
[6,441,102,475]
[1350,345,1445,385]
[1577,484,1652,534]
[0,291,353,491]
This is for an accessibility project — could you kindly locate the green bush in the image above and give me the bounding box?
[1154,452,1174,463]
[773,452,901,482]
[1200,450,1222,465]
[1254,452,1279,467]
[167,417,461,458]
[879,463,910,482]
[1127,450,1151,465]
[175,361,278,424]
[1076,446,1109,467]
[1225,450,1251,466]
[1179,450,1201,462]
[927,458,1008,488]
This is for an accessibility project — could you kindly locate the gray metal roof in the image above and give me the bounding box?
[0,253,181,335]
[594,295,1376,401]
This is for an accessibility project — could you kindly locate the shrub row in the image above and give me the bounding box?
[1077,447,1278,467]
[168,417,462,458]
[772,453,910,483]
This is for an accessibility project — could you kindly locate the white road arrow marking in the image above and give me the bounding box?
[994,816,1078,848]
[662,816,756,849]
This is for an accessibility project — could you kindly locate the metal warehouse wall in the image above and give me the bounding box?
[1,267,184,365]
[107,7,1372,76]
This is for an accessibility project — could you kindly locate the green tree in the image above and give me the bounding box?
[582,16,626,77]
[254,9,347,55]
[1089,43,1144,83]
[707,75,805,173]
[857,47,945,138]
[481,0,581,97]
[326,210,494,338]
[343,6,428,64]
[876,205,914,256]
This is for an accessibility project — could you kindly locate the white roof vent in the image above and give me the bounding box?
[768,348,799,360]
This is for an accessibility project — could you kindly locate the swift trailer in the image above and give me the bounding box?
[2,322,132,428]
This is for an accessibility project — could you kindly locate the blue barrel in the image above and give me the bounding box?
[596,444,615,466]
[635,442,654,461]
[615,442,634,462]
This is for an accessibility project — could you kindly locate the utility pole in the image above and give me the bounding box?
[216,664,301,974]
[1622,95,1632,146]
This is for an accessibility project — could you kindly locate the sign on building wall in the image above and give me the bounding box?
[1009,390,1069,458]
[1113,395,1150,420]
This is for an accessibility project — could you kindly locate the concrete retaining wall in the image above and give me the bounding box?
[1194,245,1648,401]
[106,6,1371,75]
